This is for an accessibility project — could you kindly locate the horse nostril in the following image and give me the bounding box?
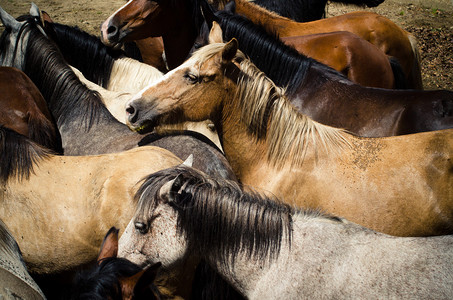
[126,104,138,124]
[107,25,118,39]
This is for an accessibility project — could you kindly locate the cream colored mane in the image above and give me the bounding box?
[191,43,350,167]
[107,57,164,92]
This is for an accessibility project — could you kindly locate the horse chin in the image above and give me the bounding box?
[128,120,157,134]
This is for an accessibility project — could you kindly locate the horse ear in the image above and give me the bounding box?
[0,6,21,32]
[97,227,119,264]
[222,38,238,63]
[119,262,162,299]
[40,11,53,24]
[182,154,193,167]
[159,174,185,202]
[30,3,44,27]
[200,0,219,27]
[133,262,162,297]
[208,21,223,44]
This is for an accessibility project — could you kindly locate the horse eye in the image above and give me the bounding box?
[134,222,148,234]
[184,73,199,84]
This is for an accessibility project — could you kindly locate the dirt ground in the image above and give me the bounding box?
[0,0,452,90]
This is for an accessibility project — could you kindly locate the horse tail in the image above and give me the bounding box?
[407,33,424,90]
[388,56,408,90]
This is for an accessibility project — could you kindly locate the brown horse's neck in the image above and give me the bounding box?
[235,0,293,27]
[162,25,198,70]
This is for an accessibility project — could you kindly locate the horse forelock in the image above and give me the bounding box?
[0,126,51,184]
[21,21,114,130]
[135,165,294,266]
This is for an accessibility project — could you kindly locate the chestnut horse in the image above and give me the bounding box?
[100,0,406,89]
[0,66,61,152]
[125,40,453,237]
[190,18,452,137]
[118,165,453,299]
[233,0,423,89]
[210,0,384,22]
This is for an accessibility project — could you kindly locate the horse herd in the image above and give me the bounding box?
[0,0,452,299]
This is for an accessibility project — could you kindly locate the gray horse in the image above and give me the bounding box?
[119,164,453,299]
[0,219,45,299]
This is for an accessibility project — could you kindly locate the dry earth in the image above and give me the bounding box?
[0,0,452,90]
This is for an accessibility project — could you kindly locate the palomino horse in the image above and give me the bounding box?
[0,218,45,300]
[210,0,384,22]
[41,17,220,148]
[0,66,61,153]
[125,40,453,237]
[233,0,423,89]
[192,18,452,137]
[100,0,406,90]
[0,7,234,181]
[71,227,162,300]
[118,165,453,299]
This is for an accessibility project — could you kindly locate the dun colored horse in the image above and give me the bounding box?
[0,218,45,299]
[0,125,182,274]
[118,165,453,299]
[0,66,61,152]
[233,0,423,89]
[100,0,407,89]
[125,39,453,237]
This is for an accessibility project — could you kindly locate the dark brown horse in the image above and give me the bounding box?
[233,0,422,89]
[100,0,407,89]
[193,16,452,137]
[0,66,61,152]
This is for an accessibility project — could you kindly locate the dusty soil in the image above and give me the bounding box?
[1,0,452,90]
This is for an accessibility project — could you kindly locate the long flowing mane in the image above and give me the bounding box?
[215,11,348,97]
[5,16,116,130]
[0,126,51,183]
[135,165,294,265]
[191,43,349,167]
[135,166,343,265]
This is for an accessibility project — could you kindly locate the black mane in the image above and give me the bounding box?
[214,11,347,96]
[253,0,384,22]
[135,165,295,265]
[43,21,124,88]
[0,125,51,184]
[9,16,117,130]
[71,257,161,300]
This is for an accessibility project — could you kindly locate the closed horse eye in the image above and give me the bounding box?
[184,72,199,84]
[134,222,148,234]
